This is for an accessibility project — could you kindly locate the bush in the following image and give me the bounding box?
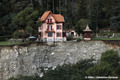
[13,30,27,38]
[8,75,40,80]
[0,35,12,41]
[67,35,74,41]
[101,50,120,67]
[86,50,120,76]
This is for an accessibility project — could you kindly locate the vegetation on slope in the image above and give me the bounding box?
[8,50,120,80]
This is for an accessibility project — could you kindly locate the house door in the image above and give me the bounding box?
[47,32,54,41]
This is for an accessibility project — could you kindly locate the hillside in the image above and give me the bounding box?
[0,41,120,80]
[0,0,120,37]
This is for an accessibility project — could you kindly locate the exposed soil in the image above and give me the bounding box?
[102,40,120,47]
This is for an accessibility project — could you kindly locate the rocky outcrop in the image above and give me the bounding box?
[0,41,119,80]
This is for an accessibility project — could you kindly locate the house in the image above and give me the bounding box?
[38,11,66,41]
[66,29,79,38]
[83,25,92,40]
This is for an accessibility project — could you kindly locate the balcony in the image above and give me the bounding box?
[45,28,55,33]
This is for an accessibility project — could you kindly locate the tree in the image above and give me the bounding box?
[110,6,120,31]
[25,26,33,36]
[75,19,90,35]
[12,7,39,36]
[86,50,120,76]
[101,50,120,67]
[77,0,88,19]
[0,13,16,36]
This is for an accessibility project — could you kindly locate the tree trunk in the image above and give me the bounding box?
[72,0,73,14]
[59,0,61,14]
[53,0,54,13]
[31,0,33,4]
[38,0,43,8]
[88,0,92,20]
[96,0,99,33]
[47,0,48,10]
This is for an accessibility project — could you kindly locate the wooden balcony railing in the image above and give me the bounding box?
[45,28,55,33]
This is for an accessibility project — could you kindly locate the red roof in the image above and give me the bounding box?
[66,29,74,33]
[83,25,92,32]
[53,14,64,22]
[40,11,52,22]
[40,11,65,22]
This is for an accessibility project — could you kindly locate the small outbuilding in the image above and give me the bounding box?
[66,29,79,38]
[83,25,92,40]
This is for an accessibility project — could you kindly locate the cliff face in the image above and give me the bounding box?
[0,41,119,80]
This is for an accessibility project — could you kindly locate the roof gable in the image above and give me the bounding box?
[83,25,92,32]
[40,11,65,22]
[40,11,52,22]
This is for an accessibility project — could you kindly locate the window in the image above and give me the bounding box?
[48,25,52,30]
[57,25,61,30]
[57,32,61,37]
[50,19,52,23]
[48,19,50,23]
[60,17,62,19]
[48,32,52,37]
[48,19,52,23]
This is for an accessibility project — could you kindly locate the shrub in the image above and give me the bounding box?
[101,50,120,67]
[0,35,12,41]
[86,50,120,76]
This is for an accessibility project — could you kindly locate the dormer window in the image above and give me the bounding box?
[60,17,62,19]
[50,19,52,23]
[48,19,52,23]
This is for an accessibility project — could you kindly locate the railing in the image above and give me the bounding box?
[46,28,54,31]
[46,28,55,32]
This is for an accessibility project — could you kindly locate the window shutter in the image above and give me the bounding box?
[47,26,49,30]
[57,25,58,29]
[60,32,61,37]
[57,33,58,37]
[41,32,43,37]
[48,19,49,23]
[60,25,62,29]
[50,19,52,23]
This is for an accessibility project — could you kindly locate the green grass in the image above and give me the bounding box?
[92,37,120,40]
[0,41,25,46]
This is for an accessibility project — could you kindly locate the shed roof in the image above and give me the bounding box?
[83,25,92,32]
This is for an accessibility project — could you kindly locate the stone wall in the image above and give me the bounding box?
[0,41,120,80]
